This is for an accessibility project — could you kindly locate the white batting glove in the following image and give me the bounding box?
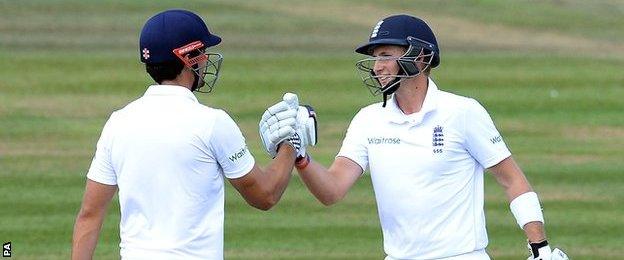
[259,93,299,157]
[527,241,569,260]
[290,104,317,159]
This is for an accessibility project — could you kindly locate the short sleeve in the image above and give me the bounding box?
[463,99,511,168]
[87,113,118,185]
[209,110,255,179]
[336,110,368,173]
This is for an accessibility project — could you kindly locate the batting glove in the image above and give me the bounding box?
[527,240,569,260]
[259,93,299,157]
[291,104,317,159]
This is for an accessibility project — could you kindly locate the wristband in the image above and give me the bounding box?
[295,154,310,170]
[510,192,544,229]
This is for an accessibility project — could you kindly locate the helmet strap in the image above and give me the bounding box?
[190,64,202,92]
[381,78,401,107]
[382,92,389,107]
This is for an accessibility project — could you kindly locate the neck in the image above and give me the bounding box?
[161,68,194,90]
[161,80,192,90]
[394,75,428,115]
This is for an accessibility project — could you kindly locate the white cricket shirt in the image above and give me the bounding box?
[87,85,255,259]
[338,78,511,259]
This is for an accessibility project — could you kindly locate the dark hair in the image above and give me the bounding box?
[145,59,185,84]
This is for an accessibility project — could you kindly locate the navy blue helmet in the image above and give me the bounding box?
[139,10,223,92]
[140,9,221,64]
[355,14,440,68]
[355,15,440,106]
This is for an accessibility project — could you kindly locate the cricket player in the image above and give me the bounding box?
[71,10,304,259]
[260,15,569,259]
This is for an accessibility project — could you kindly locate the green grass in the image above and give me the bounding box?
[1,1,623,259]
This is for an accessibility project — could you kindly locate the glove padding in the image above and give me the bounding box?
[291,104,317,158]
[259,93,299,157]
[527,241,569,260]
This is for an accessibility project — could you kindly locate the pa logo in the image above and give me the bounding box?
[3,242,10,257]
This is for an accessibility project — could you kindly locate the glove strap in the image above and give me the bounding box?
[529,239,549,257]
[295,154,311,170]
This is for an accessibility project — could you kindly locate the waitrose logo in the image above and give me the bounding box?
[367,137,401,145]
[228,147,248,162]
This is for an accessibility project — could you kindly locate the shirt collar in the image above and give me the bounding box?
[143,85,198,103]
[387,77,440,125]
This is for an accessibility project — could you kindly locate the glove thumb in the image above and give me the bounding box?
[282,92,299,110]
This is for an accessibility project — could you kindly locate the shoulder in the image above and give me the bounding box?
[190,106,239,134]
[345,103,379,128]
[436,90,485,114]
[208,108,241,131]
[354,102,384,120]
[108,97,149,121]
[437,90,477,108]
[196,104,227,117]
[359,102,383,113]
[187,103,231,124]
[112,98,140,116]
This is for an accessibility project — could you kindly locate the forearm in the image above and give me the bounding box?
[490,157,547,242]
[72,180,116,260]
[71,211,106,260]
[524,221,547,243]
[503,176,532,201]
[264,144,296,201]
[506,187,547,242]
[297,159,342,205]
[506,183,546,242]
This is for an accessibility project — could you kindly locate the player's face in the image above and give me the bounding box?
[372,45,406,87]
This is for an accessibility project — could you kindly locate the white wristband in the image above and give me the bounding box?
[510,192,544,229]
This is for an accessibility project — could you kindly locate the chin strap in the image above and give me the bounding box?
[192,76,201,91]
[382,93,389,107]
[381,76,403,107]
[190,64,200,91]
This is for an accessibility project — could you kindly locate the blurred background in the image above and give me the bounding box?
[1,0,623,259]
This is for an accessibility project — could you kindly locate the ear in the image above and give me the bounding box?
[414,49,426,62]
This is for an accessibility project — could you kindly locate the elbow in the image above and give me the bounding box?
[251,193,279,211]
[319,192,344,206]
[254,199,276,211]
[76,206,98,220]
[252,203,272,211]
[320,199,336,206]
